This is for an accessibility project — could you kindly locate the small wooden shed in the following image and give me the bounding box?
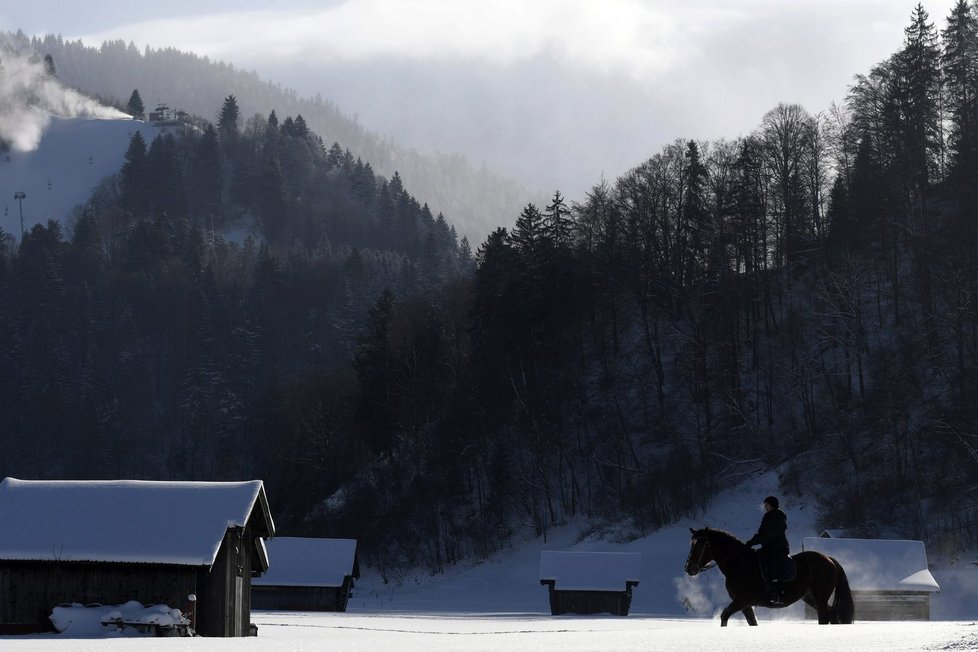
[539,551,640,616]
[252,537,359,612]
[0,477,275,636]
[802,537,940,620]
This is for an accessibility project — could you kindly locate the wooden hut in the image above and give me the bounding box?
[0,477,275,636]
[252,537,359,612]
[802,537,940,620]
[539,551,640,616]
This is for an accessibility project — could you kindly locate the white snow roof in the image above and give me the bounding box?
[0,478,274,566]
[539,551,641,591]
[802,537,940,592]
[253,537,359,588]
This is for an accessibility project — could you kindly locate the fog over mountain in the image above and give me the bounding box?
[4,0,958,201]
[0,48,130,152]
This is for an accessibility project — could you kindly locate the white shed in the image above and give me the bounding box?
[802,537,940,620]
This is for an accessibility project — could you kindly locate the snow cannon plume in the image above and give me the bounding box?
[0,48,131,153]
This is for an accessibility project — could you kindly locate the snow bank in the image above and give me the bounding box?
[49,601,189,637]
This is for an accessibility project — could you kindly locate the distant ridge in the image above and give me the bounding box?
[5,31,540,243]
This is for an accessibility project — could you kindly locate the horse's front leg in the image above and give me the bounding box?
[720,599,754,626]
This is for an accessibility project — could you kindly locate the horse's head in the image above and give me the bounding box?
[685,527,715,576]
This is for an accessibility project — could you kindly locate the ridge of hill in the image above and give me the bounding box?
[5,31,540,243]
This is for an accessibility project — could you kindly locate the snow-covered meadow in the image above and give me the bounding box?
[4,472,978,650]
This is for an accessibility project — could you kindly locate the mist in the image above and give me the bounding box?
[0,46,131,152]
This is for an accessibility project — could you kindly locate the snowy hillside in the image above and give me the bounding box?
[349,471,978,622]
[1,116,163,239]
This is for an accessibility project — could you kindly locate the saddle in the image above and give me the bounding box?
[752,549,797,583]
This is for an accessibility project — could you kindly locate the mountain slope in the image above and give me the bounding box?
[12,32,540,243]
[1,116,163,237]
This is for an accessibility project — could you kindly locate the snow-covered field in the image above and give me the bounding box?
[4,472,977,650]
[3,611,976,651]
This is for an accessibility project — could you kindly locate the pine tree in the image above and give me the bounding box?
[354,288,397,453]
[510,203,545,260]
[894,3,943,193]
[942,0,978,178]
[294,114,309,138]
[147,134,187,218]
[683,140,709,281]
[126,89,145,120]
[191,125,222,219]
[543,190,572,249]
[218,94,240,136]
[120,131,148,217]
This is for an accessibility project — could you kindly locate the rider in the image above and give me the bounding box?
[746,495,789,605]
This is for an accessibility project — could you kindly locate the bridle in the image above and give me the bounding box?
[687,533,718,574]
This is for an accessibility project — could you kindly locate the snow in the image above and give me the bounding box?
[253,537,358,588]
[2,471,977,650]
[539,551,640,591]
[0,116,163,240]
[0,478,269,566]
[49,602,189,637]
[802,537,940,592]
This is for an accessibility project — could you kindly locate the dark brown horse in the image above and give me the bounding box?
[684,527,855,626]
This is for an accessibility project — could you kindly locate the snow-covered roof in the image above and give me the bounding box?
[253,537,359,588]
[539,551,641,591]
[802,537,940,592]
[0,478,274,566]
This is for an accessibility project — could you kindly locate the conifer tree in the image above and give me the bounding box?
[354,288,397,453]
[942,0,978,178]
[126,89,145,120]
[894,3,942,193]
[191,125,222,218]
[683,140,709,281]
[120,131,148,217]
[543,190,572,249]
[218,94,240,136]
[510,203,545,260]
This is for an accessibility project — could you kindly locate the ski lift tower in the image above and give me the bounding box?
[13,191,25,240]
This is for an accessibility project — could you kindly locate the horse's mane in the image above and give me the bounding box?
[704,528,747,549]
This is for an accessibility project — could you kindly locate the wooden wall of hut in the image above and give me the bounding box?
[0,561,197,634]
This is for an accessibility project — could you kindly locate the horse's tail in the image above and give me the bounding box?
[830,556,855,624]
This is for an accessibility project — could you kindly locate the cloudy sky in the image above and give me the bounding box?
[1,0,961,199]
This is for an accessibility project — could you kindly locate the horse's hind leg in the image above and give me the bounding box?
[742,606,758,626]
[813,596,831,624]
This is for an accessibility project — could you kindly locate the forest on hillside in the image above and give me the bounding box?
[4,3,978,573]
[0,29,537,242]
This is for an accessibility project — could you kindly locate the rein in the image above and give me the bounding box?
[691,536,719,572]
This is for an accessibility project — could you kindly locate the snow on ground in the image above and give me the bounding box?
[3,471,977,650]
[3,611,976,651]
[0,116,163,239]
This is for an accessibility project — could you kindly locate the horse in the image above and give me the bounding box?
[684,527,855,626]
